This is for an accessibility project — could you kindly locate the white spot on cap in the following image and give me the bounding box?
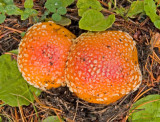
[42,25,46,28]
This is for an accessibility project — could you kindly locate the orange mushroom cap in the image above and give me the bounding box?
[18,21,76,90]
[65,31,142,104]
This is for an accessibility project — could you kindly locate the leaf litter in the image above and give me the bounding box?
[0,0,160,121]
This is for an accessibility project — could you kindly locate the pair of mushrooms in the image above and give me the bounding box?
[18,21,142,104]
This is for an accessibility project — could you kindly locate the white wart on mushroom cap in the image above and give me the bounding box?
[65,31,142,104]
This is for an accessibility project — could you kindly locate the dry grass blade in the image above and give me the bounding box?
[0,31,14,39]
[33,93,62,122]
[125,87,153,121]
[14,107,19,122]
[0,101,4,105]
[17,99,26,122]
[133,87,153,103]
[0,0,160,121]
[73,100,79,121]
[0,25,23,33]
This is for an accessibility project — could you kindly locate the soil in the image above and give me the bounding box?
[0,0,160,122]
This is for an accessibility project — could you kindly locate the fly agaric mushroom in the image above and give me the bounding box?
[65,31,142,104]
[18,21,76,90]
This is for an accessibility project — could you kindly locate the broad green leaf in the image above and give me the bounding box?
[79,9,115,31]
[127,1,144,17]
[154,19,160,29]
[43,116,64,122]
[0,54,41,107]
[3,0,13,5]
[61,0,74,7]
[144,0,160,29]
[77,0,103,16]
[5,5,23,15]
[0,14,6,24]
[0,116,2,122]
[104,14,115,29]
[0,4,5,13]
[128,94,160,122]
[55,17,71,26]
[24,0,33,8]
[144,0,157,22]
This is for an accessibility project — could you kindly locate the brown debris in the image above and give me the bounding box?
[0,0,160,122]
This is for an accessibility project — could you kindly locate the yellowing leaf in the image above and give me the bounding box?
[55,17,71,26]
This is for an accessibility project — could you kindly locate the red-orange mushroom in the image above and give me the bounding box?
[18,21,76,90]
[65,31,142,104]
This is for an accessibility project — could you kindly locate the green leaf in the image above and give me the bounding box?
[77,0,103,16]
[144,0,157,22]
[5,5,23,15]
[114,7,128,19]
[57,6,67,15]
[25,8,37,15]
[60,0,74,7]
[154,20,160,29]
[0,14,6,24]
[21,12,30,20]
[79,9,115,31]
[43,116,64,122]
[0,54,41,107]
[21,8,38,20]
[45,0,62,10]
[48,7,56,13]
[24,0,33,8]
[143,0,160,29]
[55,16,71,26]
[0,116,2,122]
[0,4,5,13]
[3,0,13,5]
[128,94,160,122]
[52,13,62,21]
[40,10,50,21]
[104,14,115,28]
[20,32,26,38]
[127,1,144,17]
[9,49,18,55]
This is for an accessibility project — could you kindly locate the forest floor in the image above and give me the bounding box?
[0,0,160,122]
